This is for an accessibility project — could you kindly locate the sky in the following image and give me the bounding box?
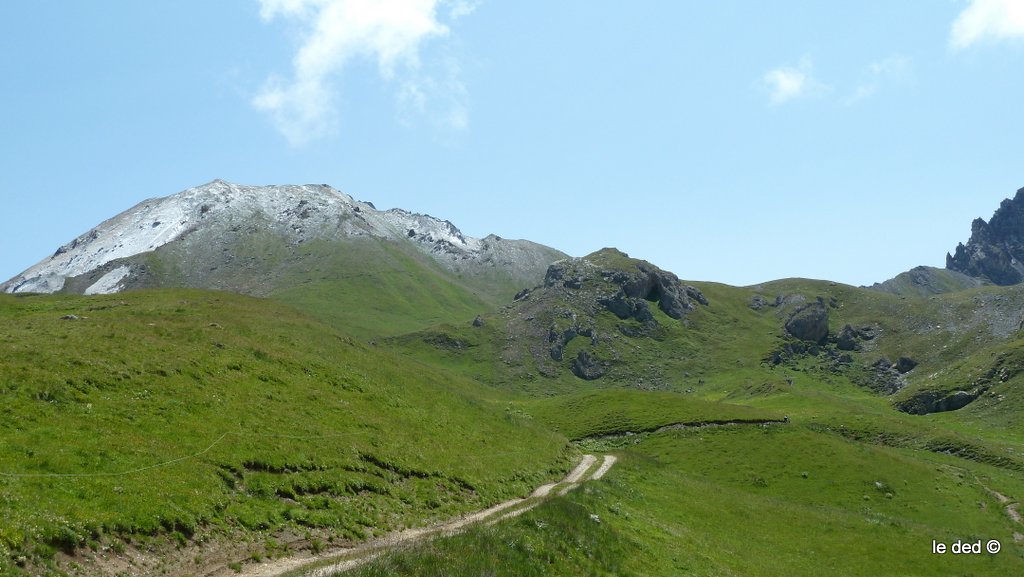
[1,0,1023,287]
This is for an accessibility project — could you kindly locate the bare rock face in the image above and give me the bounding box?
[784,300,830,344]
[598,292,654,322]
[542,257,707,323]
[570,350,607,380]
[866,358,908,395]
[947,187,1024,285]
[896,388,981,415]
[894,357,918,374]
[836,325,861,351]
[836,324,879,351]
[603,264,704,320]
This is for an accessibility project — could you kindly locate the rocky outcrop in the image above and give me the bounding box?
[784,300,829,344]
[749,295,770,310]
[896,388,983,415]
[598,293,654,323]
[543,253,708,323]
[598,265,705,320]
[571,350,607,380]
[865,358,908,395]
[896,351,1020,415]
[835,324,879,351]
[505,249,709,384]
[946,187,1024,285]
[548,325,597,361]
[894,357,918,374]
[836,325,860,351]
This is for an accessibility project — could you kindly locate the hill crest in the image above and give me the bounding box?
[2,180,564,297]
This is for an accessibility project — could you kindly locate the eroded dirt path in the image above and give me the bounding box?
[231,453,616,577]
[969,472,1022,542]
[590,455,618,480]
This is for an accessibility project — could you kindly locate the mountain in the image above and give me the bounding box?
[868,265,988,297]
[869,185,1024,296]
[1,180,566,337]
[946,187,1024,285]
[4,183,1024,577]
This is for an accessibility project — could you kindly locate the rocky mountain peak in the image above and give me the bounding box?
[946,186,1024,285]
[2,180,565,296]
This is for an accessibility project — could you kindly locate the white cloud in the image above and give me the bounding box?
[951,0,1024,50]
[448,0,480,20]
[762,58,824,105]
[847,55,911,104]
[253,0,474,146]
[397,54,469,131]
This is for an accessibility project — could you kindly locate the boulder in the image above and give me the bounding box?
[685,286,709,306]
[895,357,918,374]
[571,350,606,380]
[940,390,977,411]
[836,324,860,351]
[599,292,653,322]
[657,284,691,319]
[749,295,770,310]
[785,301,829,344]
[856,325,879,340]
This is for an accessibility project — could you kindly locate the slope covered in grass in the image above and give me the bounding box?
[519,390,781,440]
[391,252,1024,454]
[0,290,571,575]
[351,424,1024,576]
[343,496,638,577]
[126,236,509,340]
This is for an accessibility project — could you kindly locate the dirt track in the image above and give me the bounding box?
[231,453,616,577]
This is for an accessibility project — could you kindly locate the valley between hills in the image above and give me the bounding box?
[2,181,1024,576]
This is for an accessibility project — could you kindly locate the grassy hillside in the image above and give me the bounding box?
[518,389,782,440]
[6,243,1024,577]
[391,253,1024,446]
[868,265,989,296]
[0,290,571,575]
[132,235,505,339]
[354,247,1024,576]
[347,423,1024,577]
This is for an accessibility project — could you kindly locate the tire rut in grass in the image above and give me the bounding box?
[230,453,618,577]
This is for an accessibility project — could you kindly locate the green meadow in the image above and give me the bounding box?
[2,247,1023,576]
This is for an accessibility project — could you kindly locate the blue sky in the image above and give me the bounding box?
[2,0,1023,287]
